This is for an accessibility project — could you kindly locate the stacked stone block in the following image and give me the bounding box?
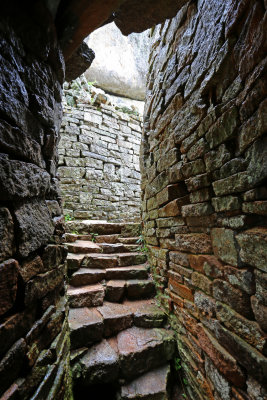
[0,3,71,399]
[58,99,142,222]
[141,1,267,399]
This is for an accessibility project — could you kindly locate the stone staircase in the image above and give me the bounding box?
[65,220,176,400]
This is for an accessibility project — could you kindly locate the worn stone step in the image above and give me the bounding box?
[69,301,165,351]
[126,279,156,300]
[70,268,106,286]
[82,253,118,269]
[66,220,123,235]
[72,327,175,386]
[105,279,155,302]
[106,280,126,302]
[66,240,102,254]
[125,301,167,328]
[124,244,140,252]
[117,326,175,380]
[118,364,171,400]
[69,307,104,349]
[68,284,105,308]
[67,253,85,272]
[81,252,147,269]
[97,302,133,337]
[117,253,147,267]
[106,265,148,280]
[118,237,139,245]
[73,338,120,385]
[98,243,129,253]
[95,234,120,243]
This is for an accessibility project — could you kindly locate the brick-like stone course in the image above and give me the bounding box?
[141,1,267,399]
[58,93,142,222]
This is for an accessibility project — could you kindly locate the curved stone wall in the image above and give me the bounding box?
[58,93,142,222]
[141,1,267,399]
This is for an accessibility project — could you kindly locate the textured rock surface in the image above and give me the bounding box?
[0,2,71,399]
[141,1,267,399]
[85,22,149,100]
[65,41,95,82]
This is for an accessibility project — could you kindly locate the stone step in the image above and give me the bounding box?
[72,327,175,385]
[69,307,104,349]
[82,253,118,269]
[125,301,167,329]
[126,279,156,300]
[117,327,175,381]
[66,220,123,235]
[69,300,166,350]
[118,364,171,400]
[95,234,120,244]
[124,244,140,252]
[106,280,126,302]
[81,252,147,269]
[68,284,105,308]
[105,279,156,303]
[66,220,141,236]
[98,243,140,253]
[70,268,106,286]
[98,302,133,337]
[106,265,148,280]
[118,237,139,245]
[98,243,129,253]
[117,253,147,267]
[66,240,102,254]
[66,253,85,272]
[72,338,120,385]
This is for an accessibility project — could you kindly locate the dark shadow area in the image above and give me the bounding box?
[73,383,118,400]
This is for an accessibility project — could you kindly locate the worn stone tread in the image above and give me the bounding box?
[106,265,148,280]
[66,240,102,254]
[68,284,105,308]
[118,237,139,244]
[70,268,106,286]
[69,307,104,349]
[126,279,156,300]
[97,301,133,337]
[117,326,175,380]
[119,364,171,400]
[106,280,126,302]
[73,338,120,385]
[67,253,85,271]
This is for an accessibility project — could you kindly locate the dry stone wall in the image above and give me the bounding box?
[58,89,142,222]
[0,3,71,399]
[142,1,267,399]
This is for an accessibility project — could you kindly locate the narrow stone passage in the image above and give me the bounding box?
[65,220,176,399]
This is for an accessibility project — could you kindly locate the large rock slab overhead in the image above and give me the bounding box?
[85,23,150,100]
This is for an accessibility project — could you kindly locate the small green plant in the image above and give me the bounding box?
[136,234,148,253]
[64,214,73,222]
[71,230,79,235]
[90,232,99,243]
[87,80,96,87]
[174,357,182,371]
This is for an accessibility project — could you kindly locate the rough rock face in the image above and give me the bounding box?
[56,0,188,60]
[65,41,95,82]
[85,22,150,100]
[141,1,267,399]
[0,1,71,399]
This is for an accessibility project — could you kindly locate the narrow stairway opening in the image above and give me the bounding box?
[60,22,183,400]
